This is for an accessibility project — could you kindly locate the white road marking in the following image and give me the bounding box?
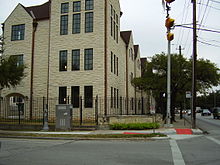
[170,139,186,165]
[206,136,220,145]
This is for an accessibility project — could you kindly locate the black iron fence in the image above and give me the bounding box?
[0,96,148,128]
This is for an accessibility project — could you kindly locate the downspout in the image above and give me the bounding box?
[30,11,38,120]
[125,46,128,113]
[104,0,108,116]
[47,0,51,105]
[134,53,137,113]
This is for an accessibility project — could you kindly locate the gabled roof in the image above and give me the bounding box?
[134,45,139,59]
[24,1,50,21]
[120,31,132,46]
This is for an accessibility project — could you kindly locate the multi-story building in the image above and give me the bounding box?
[1,0,146,121]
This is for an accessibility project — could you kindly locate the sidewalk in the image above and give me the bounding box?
[0,116,203,139]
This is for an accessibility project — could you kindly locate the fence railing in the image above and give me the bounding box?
[0,96,149,127]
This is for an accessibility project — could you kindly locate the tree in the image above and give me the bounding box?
[0,35,25,90]
[133,53,220,122]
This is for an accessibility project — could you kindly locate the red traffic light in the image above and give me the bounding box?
[167,33,174,41]
[165,17,175,29]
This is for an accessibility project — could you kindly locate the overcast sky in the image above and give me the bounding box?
[1,0,220,67]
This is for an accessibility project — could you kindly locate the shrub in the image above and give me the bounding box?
[110,123,160,130]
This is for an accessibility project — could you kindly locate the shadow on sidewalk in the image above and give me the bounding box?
[172,115,192,129]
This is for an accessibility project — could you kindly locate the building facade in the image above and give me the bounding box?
[1,0,146,120]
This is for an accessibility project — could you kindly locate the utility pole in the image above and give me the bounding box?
[177,45,184,120]
[177,45,184,56]
[192,0,197,129]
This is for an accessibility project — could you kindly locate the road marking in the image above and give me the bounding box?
[206,136,220,145]
[170,140,186,165]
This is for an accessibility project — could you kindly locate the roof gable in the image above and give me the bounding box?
[24,1,50,21]
[120,31,132,46]
[3,3,32,23]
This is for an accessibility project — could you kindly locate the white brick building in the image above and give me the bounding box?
[1,0,150,120]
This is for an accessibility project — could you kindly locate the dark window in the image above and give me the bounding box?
[84,48,93,70]
[73,1,81,12]
[113,54,116,74]
[113,21,115,40]
[60,15,68,35]
[59,50,67,71]
[114,88,116,108]
[111,5,113,16]
[111,17,113,36]
[59,87,67,104]
[116,25,118,43]
[85,12,93,33]
[130,72,133,81]
[116,14,119,24]
[72,49,80,70]
[116,57,118,76]
[73,14,81,33]
[11,24,25,41]
[117,89,119,108]
[131,98,134,110]
[85,0,93,10]
[111,52,113,73]
[84,86,93,108]
[111,87,113,108]
[71,86,80,108]
[61,3,69,14]
[11,55,24,66]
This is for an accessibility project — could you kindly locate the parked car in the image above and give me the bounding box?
[187,110,191,116]
[201,109,211,116]
[213,107,220,119]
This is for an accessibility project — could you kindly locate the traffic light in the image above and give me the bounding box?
[167,33,174,41]
[165,0,175,3]
[165,17,175,29]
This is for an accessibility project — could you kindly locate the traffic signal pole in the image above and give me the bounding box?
[166,33,171,126]
[164,1,175,127]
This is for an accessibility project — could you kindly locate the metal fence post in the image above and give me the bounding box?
[42,97,49,131]
[141,97,144,115]
[95,95,98,125]
[80,96,82,125]
[18,103,21,125]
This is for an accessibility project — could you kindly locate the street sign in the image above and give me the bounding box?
[186,91,191,99]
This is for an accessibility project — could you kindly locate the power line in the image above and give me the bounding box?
[198,2,220,10]
[198,40,220,48]
[198,36,220,44]
[209,0,220,4]
[175,25,220,34]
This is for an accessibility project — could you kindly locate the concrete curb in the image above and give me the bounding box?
[0,135,170,141]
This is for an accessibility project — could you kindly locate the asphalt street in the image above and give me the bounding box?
[0,114,220,165]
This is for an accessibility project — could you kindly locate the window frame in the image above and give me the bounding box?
[85,0,94,11]
[59,86,67,104]
[84,48,93,70]
[10,54,24,66]
[61,2,69,14]
[60,15,68,35]
[72,13,81,34]
[59,50,67,71]
[71,86,80,108]
[85,12,93,33]
[84,86,93,108]
[73,1,81,12]
[72,49,80,71]
[11,24,25,41]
